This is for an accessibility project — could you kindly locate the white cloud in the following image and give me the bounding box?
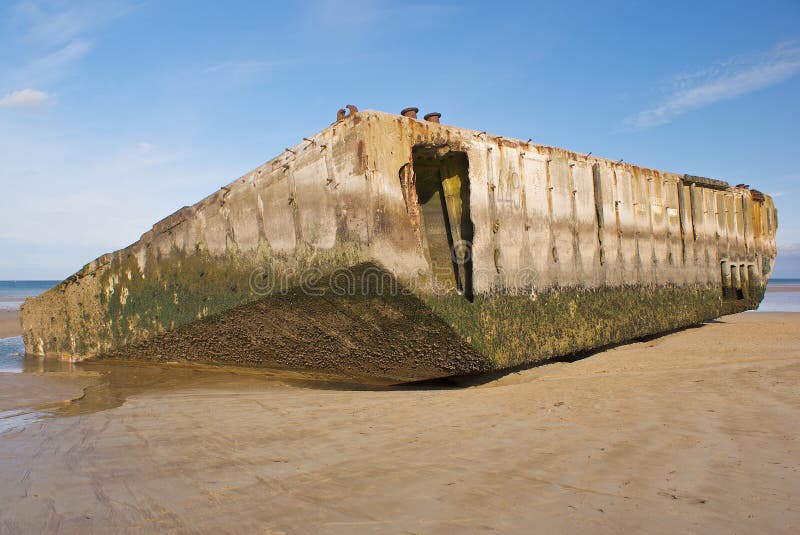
[624,44,800,130]
[0,88,49,109]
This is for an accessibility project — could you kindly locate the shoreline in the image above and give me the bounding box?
[0,310,20,338]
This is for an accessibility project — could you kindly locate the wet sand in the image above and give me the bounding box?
[0,312,798,533]
[0,310,20,338]
[0,373,96,413]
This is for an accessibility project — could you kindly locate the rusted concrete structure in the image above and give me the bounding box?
[21,108,778,382]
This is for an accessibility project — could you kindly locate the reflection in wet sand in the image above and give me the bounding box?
[8,356,391,420]
[0,409,44,434]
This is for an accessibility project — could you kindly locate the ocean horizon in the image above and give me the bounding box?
[0,280,59,311]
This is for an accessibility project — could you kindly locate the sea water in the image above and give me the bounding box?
[0,280,58,311]
[0,337,25,372]
[758,278,800,313]
[0,281,57,372]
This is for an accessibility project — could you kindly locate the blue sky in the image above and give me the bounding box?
[1,0,799,279]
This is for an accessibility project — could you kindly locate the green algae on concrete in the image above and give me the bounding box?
[423,285,730,370]
[94,242,366,353]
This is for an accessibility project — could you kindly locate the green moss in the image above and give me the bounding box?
[92,242,364,353]
[36,237,768,379]
[421,284,759,370]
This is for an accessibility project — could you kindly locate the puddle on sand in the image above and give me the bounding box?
[0,408,45,434]
[0,334,413,426]
[0,336,26,372]
[55,359,393,417]
[2,351,393,422]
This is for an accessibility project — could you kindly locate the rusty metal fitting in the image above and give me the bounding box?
[423,112,441,123]
[400,107,419,119]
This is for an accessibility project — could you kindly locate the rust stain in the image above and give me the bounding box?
[399,163,422,245]
[356,140,367,174]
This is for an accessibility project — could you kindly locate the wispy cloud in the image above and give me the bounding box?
[0,123,231,271]
[773,242,800,278]
[13,0,134,46]
[12,38,93,86]
[0,88,49,109]
[624,43,800,130]
[204,59,285,76]
[308,0,460,27]
[4,1,134,93]
[136,141,154,154]
[30,38,93,68]
[780,243,800,255]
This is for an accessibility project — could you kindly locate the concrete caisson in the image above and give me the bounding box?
[20,110,778,382]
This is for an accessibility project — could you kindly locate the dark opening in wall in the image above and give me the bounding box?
[721,261,736,300]
[733,265,744,300]
[407,146,474,301]
[721,261,745,300]
[739,264,748,299]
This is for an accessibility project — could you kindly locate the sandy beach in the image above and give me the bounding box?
[0,311,797,533]
[0,310,20,339]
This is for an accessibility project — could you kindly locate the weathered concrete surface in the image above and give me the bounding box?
[20,110,778,381]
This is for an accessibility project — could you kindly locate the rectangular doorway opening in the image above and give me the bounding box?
[721,261,744,300]
[411,146,474,301]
